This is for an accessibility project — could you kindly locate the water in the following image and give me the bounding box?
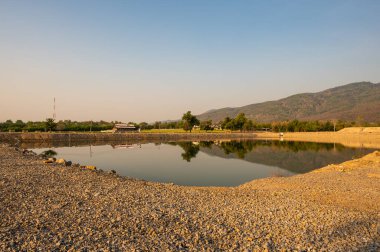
[30,140,375,187]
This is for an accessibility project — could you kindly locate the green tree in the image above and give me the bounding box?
[182,111,199,132]
[45,118,57,131]
[139,122,151,130]
[243,120,254,131]
[200,120,213,131]
[221,117,231,129]
[234,113,248,132]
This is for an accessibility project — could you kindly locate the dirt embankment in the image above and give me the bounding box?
[255,127,380,149]
[0,145,379,251]
[338,127,380,133]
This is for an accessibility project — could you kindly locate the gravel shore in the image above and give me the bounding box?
[0,145,379,251]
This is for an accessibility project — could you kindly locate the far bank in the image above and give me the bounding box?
[1,127,380,149]
[255,127,380,148]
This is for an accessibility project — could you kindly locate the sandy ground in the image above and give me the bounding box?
[0,145,379,251]
[255,129,380,149]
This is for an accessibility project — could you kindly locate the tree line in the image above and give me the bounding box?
[0,119,116,132]
[1,112,378,133]
[179,111,377,132]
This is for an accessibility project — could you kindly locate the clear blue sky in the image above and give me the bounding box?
[1,0,379,122]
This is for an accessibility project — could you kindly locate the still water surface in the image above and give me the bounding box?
[31,140,375,186]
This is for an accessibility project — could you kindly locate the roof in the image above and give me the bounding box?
[114,124,137,129]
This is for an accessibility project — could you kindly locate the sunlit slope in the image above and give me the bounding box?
[198,82,380,123]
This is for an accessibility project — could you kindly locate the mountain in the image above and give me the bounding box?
[197,82,380,123]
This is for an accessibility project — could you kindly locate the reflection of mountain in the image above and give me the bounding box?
[200,141,375,173]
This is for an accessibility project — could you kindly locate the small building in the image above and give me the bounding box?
[211,124,222,130]
[193,125,200,130]
[113,124,140,133]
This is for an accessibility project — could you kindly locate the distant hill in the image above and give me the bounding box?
[197,82,380,123]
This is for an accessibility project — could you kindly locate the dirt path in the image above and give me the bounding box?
[0,146,379,251]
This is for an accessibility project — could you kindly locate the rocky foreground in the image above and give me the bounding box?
[0,146,379,251]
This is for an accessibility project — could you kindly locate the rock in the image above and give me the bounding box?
[86,166,97,170]
[56,159,66,164]
[43,159,54,164]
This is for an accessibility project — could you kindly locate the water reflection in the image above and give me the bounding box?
[171,141,214,162]
[219,141,255,158]
[27,140,377,186]
[167,140,374,173]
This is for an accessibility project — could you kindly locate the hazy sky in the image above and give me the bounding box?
[1,0,379,122]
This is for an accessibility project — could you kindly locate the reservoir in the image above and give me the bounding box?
[30,140,375,186]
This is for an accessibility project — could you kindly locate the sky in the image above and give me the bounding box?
[1,0,380,123]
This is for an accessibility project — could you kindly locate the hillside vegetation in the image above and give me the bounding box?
[198,82,380,123]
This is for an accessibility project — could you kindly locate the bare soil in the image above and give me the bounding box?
[255,128,380,149]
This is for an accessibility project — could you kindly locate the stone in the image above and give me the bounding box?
[56,159,66,164]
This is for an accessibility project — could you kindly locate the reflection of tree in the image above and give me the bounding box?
[168,140,346,162]
[165,141,213,162]
[199,141,214,149]
[217,140,343,159]
[269,141,342,152]
[220,141,255,159]
[177,142,200,162]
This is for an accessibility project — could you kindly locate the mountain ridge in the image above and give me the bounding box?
[197,82,380,123]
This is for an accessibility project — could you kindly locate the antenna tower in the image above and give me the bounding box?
[53,97,56,120]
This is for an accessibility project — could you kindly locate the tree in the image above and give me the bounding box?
[200,120,213,131]
[182,111,199,132]
[45,118,57,131]
[243,120,254,131]
[234,113,248,132]
[221,117,231,130]
[139,122,151,130]
[153,121,161,129]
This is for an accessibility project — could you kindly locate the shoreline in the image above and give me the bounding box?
[255,131,380,148]
[0,145,379,250]
[1,130,380,149]
[0,132,257,143]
